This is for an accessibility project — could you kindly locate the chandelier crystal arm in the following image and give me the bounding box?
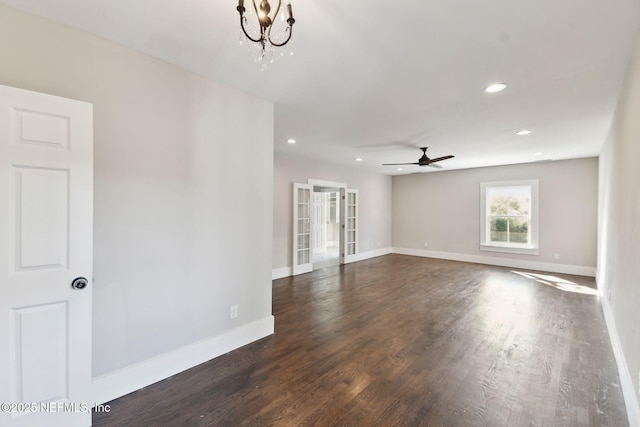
[237,5,264,43]
[266,0,294,47]
[267,25,294,47]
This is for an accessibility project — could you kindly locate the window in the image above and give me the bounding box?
[480,180,538,255]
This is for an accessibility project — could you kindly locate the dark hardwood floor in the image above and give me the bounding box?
[93,255,627,426]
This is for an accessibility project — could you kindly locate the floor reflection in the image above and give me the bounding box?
[312,245,340,270]
[512,270,599,295]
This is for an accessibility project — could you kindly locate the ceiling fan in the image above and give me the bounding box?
[383,147,454,169]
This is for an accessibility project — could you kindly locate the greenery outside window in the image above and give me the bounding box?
[480,180,539,255]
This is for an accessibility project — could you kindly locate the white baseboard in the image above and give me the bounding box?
[601,295,640,427]
[392,247,596,277]
[272,247,393,278]
[344,247,393,264]
[275,248,594,278]
[92,316,274,405]
[272,266,292,280]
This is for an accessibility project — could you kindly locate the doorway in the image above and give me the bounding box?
[292,179,358,276]
[312,187,340,270]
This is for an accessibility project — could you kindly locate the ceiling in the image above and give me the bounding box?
[2,0,639,175]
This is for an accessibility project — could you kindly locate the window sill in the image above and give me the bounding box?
[480,244,539,256]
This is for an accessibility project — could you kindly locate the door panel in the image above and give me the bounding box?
[13,108,70,149]
[13,302,68,403]
[340,188,358,264]
[293,183,312,275]
[312,193,326,255]
[0,85,93,427]
[14,167,69,270]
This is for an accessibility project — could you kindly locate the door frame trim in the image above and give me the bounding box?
[307,179,347,189]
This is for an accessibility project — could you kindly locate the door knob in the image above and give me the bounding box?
[71,277,89,290]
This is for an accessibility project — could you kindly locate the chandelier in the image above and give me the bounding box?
[236,0,295,68]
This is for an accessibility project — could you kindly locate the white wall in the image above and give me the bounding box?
[598,29,640,423]
[0,4,274,401]
[273,153,393,272]
[392,158,598,275]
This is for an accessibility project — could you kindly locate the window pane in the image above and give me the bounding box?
[490,217,508,242]
[485,185,532,246]
[487,186,531,217]
[508,218,529,243]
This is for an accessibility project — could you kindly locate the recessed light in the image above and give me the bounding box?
[354,157,363,162]
[287,138,296,144]
[397,168,403,171]
[534,152,543,156]
[484,83,507,93]
[516,130,532,136]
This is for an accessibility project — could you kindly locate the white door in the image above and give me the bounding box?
[293,183,312,275]
[340,188,358,264]
[0,85,93,427]
[312,193,326,255]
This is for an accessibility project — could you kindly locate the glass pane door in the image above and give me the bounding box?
[340,188,358,264]
[293,183,313,275]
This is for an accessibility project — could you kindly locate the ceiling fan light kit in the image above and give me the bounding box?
[383,147,454,169]
[237,0,295,69]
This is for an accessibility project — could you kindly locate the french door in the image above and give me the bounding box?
[292,183,313,275]
[340,188,358,264]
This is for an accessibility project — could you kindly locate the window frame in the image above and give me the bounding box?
[480,180,539,255]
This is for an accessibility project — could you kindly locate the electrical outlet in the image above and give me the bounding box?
[230,305,238,319]
[608,289,612,301]
[424,242,428,248]
[553,253,560,260]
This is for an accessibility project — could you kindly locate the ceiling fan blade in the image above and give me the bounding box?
[429,155,455,163]
[383,148,454,169]
[382,162,420,166]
